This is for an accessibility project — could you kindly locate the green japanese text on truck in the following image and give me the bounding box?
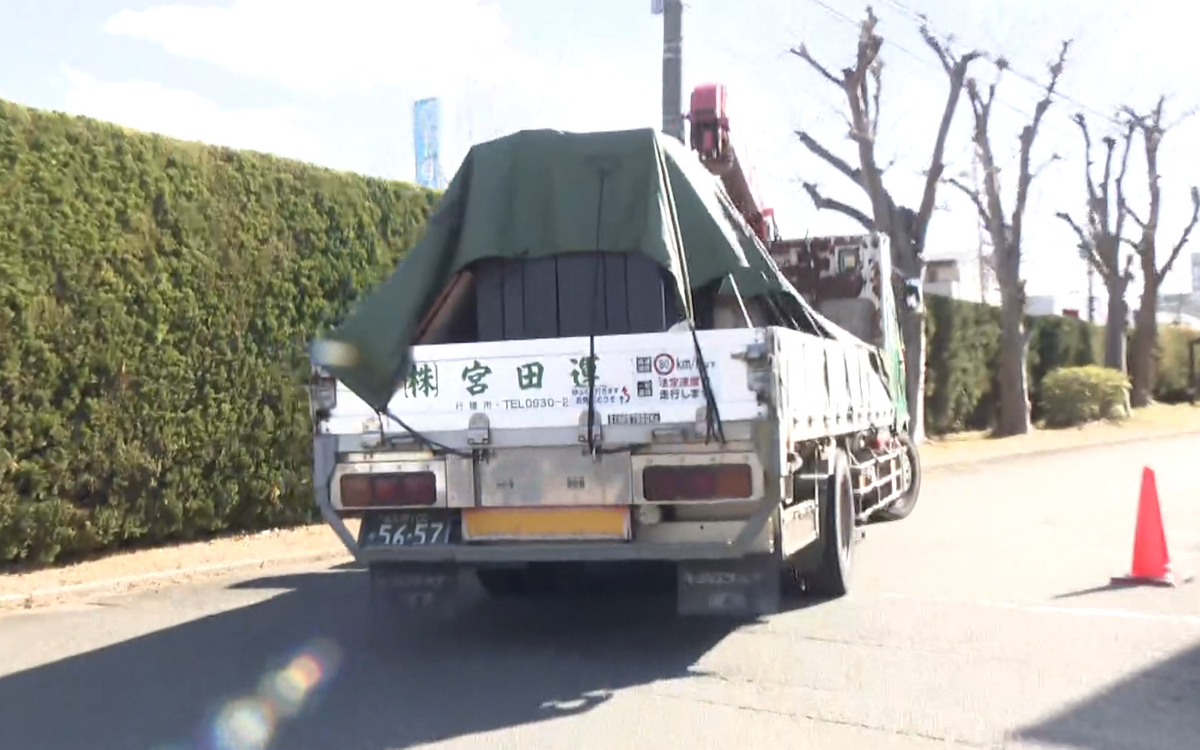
[308,127,920,619]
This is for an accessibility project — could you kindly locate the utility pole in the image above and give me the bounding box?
[1086,261,1096,323]
[657,0,685,143]
[971,157,988,304]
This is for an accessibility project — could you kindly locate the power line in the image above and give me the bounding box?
[800,0,1055,128]
[876,0,1121,126]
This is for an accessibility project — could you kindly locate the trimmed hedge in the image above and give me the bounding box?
[923,294,1196,434]
[0,100,437,564]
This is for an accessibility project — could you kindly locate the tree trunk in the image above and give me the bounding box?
[888,219,926,443]
[901,307,926,441]
[1102,278,1128,372]
[995,258,1033,436]
[1129,285,1158,408]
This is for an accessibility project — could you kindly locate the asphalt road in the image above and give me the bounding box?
[1,435,1198,750]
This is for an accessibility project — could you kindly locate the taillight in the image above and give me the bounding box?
[643,464,754,501]
[339,472,437,508]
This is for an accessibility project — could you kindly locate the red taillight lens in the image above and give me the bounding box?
[339,472,437,508]
[642,464,754,501]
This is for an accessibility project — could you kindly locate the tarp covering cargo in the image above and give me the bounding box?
[314,127,827,411]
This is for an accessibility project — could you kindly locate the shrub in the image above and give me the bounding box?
[923,296,1098,433]
[0,99,437,565]
[1155,325,1199,403]
[1039,366,1131,428]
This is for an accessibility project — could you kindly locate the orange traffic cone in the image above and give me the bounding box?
[1111,467,1176,587]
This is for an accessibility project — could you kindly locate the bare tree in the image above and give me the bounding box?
[1119,97,1200,407]
[790,6,981,441]
[947,42,1070,436]
[1055,115,1137,373]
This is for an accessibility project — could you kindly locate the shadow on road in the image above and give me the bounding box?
[1013,639,1200,750]
[0,565,745,750]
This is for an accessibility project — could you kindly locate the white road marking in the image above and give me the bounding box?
[880,592,1200,626]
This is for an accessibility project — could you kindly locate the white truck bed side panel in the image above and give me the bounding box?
[323,329,769,435]
[773,328,896,443]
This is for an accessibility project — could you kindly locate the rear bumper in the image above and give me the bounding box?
[317,493,781,566]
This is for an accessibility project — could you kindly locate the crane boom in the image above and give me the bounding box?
[687,83,777,243]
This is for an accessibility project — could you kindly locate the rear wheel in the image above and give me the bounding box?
[876,431,922,522]
[803,449,855,598]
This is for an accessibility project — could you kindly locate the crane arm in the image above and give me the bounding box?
[687,83,777,243]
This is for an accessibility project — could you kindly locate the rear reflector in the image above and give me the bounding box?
[339,472,437,508]
[642,464,754,501]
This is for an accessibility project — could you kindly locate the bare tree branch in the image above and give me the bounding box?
[1156,186,1200,284]
[1121,199,1147,229]
[802,182,874,230]
[1070,114,1101,225]
[1030,153,1063,182]
[946,177,989,224]
[794,130,866,191]
[914,24,983,242]
[1055,211,1108,277]
[1122,97,1198,287]
[1011,41,1070,253]
[1164,104,1199,131]
[869,57,883,141]
[1112,119,1137,239]
[790,43,843,87]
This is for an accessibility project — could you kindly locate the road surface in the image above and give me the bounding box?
[1,434,1198,749]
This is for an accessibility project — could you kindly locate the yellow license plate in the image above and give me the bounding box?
[462,506,631,542]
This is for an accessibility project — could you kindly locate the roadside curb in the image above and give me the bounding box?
[0,548,353,607]
[921,428,1200,473]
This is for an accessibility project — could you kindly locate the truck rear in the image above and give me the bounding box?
[306,127,920,619]
[311,322,822,616]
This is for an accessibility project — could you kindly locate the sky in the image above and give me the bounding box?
[2,0,1199,313]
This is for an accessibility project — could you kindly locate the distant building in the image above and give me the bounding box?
[1025,294,1058,317]
[923,259,962,299]
[922,256,999,304]
[1158,291,1200,329]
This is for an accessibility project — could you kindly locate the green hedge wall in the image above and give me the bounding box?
[923,295,1196,434]
[0,100,437,564]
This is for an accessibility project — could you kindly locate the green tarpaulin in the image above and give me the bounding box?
[313,127,818,411]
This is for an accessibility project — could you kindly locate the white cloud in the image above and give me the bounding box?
[103,0,528,98]
[60,66,320,160]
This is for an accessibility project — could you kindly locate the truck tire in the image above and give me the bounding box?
[803,448,855,598]
[876,431,922,522]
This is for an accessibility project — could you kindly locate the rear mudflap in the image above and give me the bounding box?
[676,555,781,618]
[368,562,462,618]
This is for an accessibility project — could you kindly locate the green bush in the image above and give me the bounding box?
[1156,325,1199,403]
[923,296,1099,434]
[0,99,437,564]
[1039,366,1131,427]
